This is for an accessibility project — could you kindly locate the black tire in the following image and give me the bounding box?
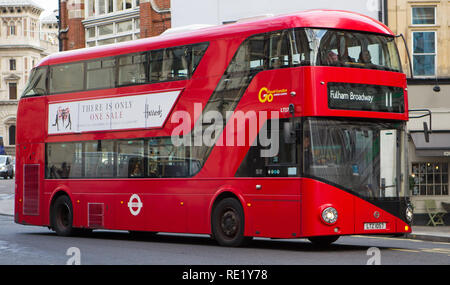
[129,231,158,239]
[308,235,340,247]
[51,195,75,236]
[212,198,248,247]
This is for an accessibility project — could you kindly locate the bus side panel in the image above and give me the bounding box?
[300,178,355,237]
[17,98,48,143]
[15,143,46,227]
[236,179,301,239]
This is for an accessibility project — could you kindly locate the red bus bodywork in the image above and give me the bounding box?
[15,10,411,242]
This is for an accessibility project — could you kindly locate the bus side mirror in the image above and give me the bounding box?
[423,122,430,143]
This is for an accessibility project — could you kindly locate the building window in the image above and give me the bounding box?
[9,59,16,70]
[9,24,16,35]
[9,83,17,100]
[8,126,15,146]
[98,23,114,36]
[87,0,95,17]
[411,162,449,196]
[412,31,436,77]
[412,7,436,25]
[98,0,106,14]
[85,17,140,47]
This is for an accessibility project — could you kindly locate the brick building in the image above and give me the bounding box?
[59,0,171,51]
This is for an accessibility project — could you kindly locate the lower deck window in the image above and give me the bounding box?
[45,137,200,179]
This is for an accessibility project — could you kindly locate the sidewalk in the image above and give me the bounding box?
[406,226,450,243]
[0,195,449,243]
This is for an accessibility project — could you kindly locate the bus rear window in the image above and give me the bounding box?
[50,62,85,93]
[22,67,48,97]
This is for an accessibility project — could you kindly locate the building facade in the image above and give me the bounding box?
[0,0,58,155]
[59,0,171,51]
[171,0,388,27]
[388,0,450,219]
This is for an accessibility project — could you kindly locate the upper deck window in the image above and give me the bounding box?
[22,66,48,97]
[149,43,209,83]
[87,58,116,90]
[309,29,402,73]
[23,42,208,97]
[50,63,85,94]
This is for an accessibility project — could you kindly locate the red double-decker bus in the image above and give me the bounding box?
[16,10,413,247]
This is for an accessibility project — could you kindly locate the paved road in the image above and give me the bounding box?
[0,214,449,266]
[0,178,14,195]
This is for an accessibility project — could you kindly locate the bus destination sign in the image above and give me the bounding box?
[328,82,404,113]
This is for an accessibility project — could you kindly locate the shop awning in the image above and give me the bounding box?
[411,132,450,157]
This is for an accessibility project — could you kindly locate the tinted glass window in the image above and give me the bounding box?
[87,58,116,89]
[304,119,407,198]
[118,53,147,86]
[46,142,83,179]
[50,62,85,93]
[269,30,291,69]
[311,29,402,72]
[117,139,145,178]
[235,119,301,177]
[46,137,197,179]
[84,140,115,178]
[28,43,209,95]
[23,66,48,96]
[148,137,192,178]
[149,43,209,83]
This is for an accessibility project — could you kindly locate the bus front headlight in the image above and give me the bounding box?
[322,207,338,225]
[406,206,413,223]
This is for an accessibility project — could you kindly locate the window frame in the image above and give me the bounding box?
[411,162,449,196]
[411,30,437,78]
[411,6,436,26]
[49,61,87,95]
[9,59,16,71]
[31,42,209,96]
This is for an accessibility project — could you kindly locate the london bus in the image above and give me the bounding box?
[16,10,413,247]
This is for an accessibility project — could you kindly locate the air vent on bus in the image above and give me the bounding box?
[88,203,104,228]
[23,164,40,216]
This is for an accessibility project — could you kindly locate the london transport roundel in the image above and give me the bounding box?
[128,194,143,216]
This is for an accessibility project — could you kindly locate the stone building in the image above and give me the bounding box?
[0,0,58,155]
[388,0,450,220]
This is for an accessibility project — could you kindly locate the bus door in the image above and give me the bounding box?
[380,130,398,197]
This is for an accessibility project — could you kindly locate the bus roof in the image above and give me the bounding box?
[40,9,394,66]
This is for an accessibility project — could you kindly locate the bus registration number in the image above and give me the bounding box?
[364,222,386,230]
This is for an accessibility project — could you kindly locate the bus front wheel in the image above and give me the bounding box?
[50,195,75,237]
[212,198,249,247]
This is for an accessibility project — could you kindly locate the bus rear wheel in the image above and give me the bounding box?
[212,198,248,247]
[51,195,75,237]
[308,235,340,247]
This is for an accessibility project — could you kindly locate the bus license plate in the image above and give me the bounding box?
[364,222,386,230]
